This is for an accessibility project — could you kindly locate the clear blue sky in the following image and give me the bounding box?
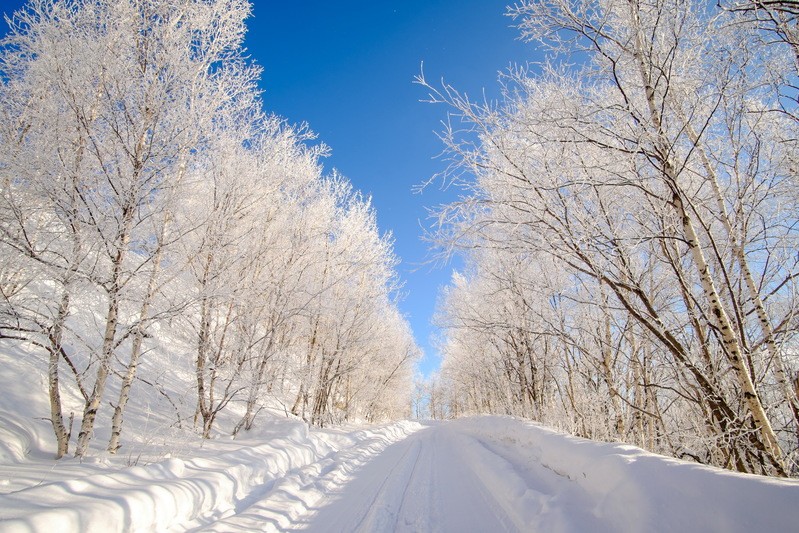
[1,0,539,376]
[248,1,537,377]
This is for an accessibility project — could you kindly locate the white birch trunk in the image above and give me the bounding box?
[684,122,799,433]
[627,0,784,471]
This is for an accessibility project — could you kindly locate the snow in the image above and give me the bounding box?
[0,416,421,532]
[294,423,519,532]
[2,416,798,532]
[0,342,797,532]
[443,417,799,532]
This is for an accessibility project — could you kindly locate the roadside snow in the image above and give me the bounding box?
[0,420,421,532]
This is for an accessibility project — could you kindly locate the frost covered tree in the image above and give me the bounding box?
[722,1,799,68]
[0,0,417,457]
[286,178,417,427]
[426,0,799,476]
[0,0,260,458]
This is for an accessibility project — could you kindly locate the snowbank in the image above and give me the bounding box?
[0,337,423,532]
[0,420,420,532]
[454,416,799,532]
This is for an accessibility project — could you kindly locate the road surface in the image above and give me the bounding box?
[300,425,518,532]
[200,422,603,532]
[5,417,798,532]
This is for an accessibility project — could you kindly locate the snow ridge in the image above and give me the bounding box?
[453,417,799,532]
[0,421,421,532]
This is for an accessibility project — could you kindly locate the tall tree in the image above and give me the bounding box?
[0,0,260,456]
[426,0,799,476]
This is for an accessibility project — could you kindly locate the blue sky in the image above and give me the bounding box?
[1,0,539,376]
[247,1,537,376]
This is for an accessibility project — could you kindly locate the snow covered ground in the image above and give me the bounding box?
[2,415,799,532]
[1,341,798,532]
[0,418,421,532]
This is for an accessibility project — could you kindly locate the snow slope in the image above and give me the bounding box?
[437,418,799,532]
[0,419,421,532]
[0,336,424,532]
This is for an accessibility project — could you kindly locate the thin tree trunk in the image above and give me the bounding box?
[108,237,164,453]
[74,280,121,457]
[47,288,71,458]
[599,291,624,438]
[74,197,137,457]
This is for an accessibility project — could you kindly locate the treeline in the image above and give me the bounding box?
[426,0,799,477]
[0,0,417,459]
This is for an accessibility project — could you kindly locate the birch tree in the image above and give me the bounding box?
[1,0,418,455]
[0,0,260,456]
[426,0,799,476]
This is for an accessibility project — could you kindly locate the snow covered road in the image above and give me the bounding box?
[200,423,567,532]
[194,418,799,532]
[297,425,519,532]
[3,417,799,532]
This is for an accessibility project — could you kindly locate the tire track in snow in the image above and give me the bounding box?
[302,424,519,532]
[433,426,520,532]
[349,437,423,532]
[393,430,431,531]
